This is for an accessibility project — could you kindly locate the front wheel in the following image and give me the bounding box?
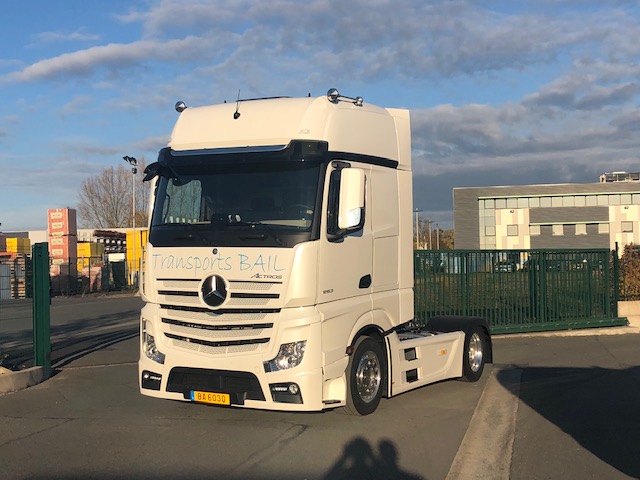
[460,327,486,382]
[343,336,386,415]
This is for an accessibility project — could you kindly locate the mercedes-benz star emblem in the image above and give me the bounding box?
[201,274,228,307]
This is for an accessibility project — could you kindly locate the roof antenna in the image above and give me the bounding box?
[233,90,241,119]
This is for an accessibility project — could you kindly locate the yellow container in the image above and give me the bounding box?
[6,238,30,254]
[77,242,105,258]
[126,229,148,251]
[77,243,105,270]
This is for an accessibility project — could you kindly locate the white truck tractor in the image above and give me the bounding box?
[138,88,492,415]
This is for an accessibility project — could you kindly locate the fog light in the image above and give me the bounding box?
[141,370,162,390]
[269,383,303,404]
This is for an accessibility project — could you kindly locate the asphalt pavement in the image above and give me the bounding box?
[1,295,639,479]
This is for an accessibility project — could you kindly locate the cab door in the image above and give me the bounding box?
[318,161,373,304]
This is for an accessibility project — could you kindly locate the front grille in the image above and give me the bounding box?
[162,317,273,333]
[155,278,282,309]
[167,367,265,404]
[155,278,282,357]
[160,305,280,315]
[165,333,269,348]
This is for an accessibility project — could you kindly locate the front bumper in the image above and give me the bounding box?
[138,303,327,412]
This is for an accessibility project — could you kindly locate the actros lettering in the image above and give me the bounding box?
[251,273,283,280]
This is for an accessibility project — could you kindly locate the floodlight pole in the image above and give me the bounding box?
[123,156,138,288]
[414,208,423,249]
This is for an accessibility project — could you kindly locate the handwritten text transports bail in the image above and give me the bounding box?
[151,252,286,277]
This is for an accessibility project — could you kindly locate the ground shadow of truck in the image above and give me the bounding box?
[497,365,640,478]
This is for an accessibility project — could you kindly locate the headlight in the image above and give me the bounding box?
[264,341,307,372]
[142,320,165,364]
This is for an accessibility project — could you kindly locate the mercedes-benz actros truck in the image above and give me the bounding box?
[138,89,492,415]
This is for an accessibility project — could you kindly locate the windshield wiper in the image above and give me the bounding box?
[230,221,284,246]
[161,222,210,242]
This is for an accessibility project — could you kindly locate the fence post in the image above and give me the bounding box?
[612,243,619,317]
[32,242,51,368]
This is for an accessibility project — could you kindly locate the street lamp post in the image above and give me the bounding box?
[123,156,138,287]
[414,208,422,249]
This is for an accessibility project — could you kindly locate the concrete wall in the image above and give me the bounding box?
[618,301,640,328]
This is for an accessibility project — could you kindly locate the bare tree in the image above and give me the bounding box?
[414,218,455,250]
[77,160,150,229]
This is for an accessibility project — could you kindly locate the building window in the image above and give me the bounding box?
[553,224,564,236]
[599,223,610,234]
[530,225,541,236]
[507,225,518,236]
[575,224,587,235]
[485,226,496,236]
[622,221,634,233]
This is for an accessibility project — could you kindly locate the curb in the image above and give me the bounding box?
[0,366,51,396]
[493,325,640,339]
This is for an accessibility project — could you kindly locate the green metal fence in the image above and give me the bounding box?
[414,249,627,334]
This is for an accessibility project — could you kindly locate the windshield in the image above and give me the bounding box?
[149,157,324,248]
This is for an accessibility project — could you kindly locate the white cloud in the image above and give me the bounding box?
[32,28,101,44]
[0,36,214,84]
[130,136,169,153]
[4,0,640,229]
[60,95,93,117]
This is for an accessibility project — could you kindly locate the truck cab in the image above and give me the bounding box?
[139,90,491,415]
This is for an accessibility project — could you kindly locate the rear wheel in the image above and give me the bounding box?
[343,336,385,415]
[460,327,486,382]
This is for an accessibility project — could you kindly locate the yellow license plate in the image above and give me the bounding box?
[190,390,231,406]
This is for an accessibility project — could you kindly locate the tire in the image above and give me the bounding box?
[460,327,486,382]
[343,336,386,415]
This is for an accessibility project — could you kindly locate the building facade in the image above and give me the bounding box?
[454,177,640,251]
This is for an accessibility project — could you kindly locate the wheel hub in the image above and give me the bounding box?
[468,332,484,372]
[355,351,381,403]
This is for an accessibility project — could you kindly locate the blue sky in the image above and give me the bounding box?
[1,0,640,231]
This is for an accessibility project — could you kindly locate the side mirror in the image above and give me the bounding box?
[338,168,365,230]
[327,165,366,241]
[143,162,160,182]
